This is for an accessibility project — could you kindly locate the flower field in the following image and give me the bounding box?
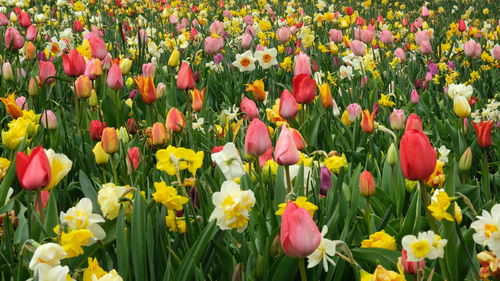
[0,0,499,280]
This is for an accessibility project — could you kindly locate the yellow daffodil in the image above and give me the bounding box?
[152,181,189,211]
[361,230,397,250]
[276,196,318,216]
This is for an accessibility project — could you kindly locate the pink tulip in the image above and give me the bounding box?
[350,40,366,56]
[492,45,500,60]
[38,60,56,85]
[464,39,482,59]
[243,15,253,26]
[421,6,430,17]
[279,89,297,120]
[62,49,86,77]
[41,110,57,130]
[26,25,37,41]
[4,27,24,51]
[245,118,272,156]
[293,52,312,76]
[169,14,178,24]
[274,125,300,165]
[241,32,252,49]
[142,63,155,77]
[276,27,291,43]
[419,40,432,54]
[85,59,102,80]
[415,30,430,45]
[360,28,375,44]
[87,33,107,60]
[379,30,393,45]
[204,37,224,55]
[0,13,7,26]
[15,96,28,110]
[177,62,195,90]
[346,103,362,122]
[328,29,343,43]
[106,64,123,90]
[394,48,406,61]
[280,202,321,258]
[209,21,224,34]
[240,97,259,120]
[389,109,405,130]
[411,89,420,104]
[402,249,425,275]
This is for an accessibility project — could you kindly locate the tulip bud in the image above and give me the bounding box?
[101,127,119,154]
[119,58,132,75]
[125,77,135,88]
[177,62,195,90]
[41,110,57,130]
[25,42,36,60]
[118,127,129,144]
[2,62,13,81]
[168,49,180,68]
[151,122,168,146]
[245,119,272,156]
[459,147,472,171]
[126,147,140,173]
[89,90,98,106]
[274,125,300,165]
[454,203,462,224]
[320,166,332,196]
[156,83,166,99]
[75,75,93,98]
[386,143,398,166]
[453,95,471,118]
[359,170,376,197]
[93,142,110,164]
[270,235,281,257]
[279,89,297,120]
[232,263,243,281]
[389,109,405,130]
[28,77,39,96]
[166,108,186,132]
[126,118,137,135]
[255,255,264,280]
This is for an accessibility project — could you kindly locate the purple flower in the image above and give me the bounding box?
[427,62,438,76]
[214,53,224,64]
[447,61,455,70]
[320,166,332,196]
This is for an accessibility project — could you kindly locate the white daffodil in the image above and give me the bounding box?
[29,243,67,270]
[92,270,123,281]
[211,143,245,181]
[32,264,72,281]
[437,145,451,163]
[97,183,130,220]
[307,226,337,272]
[232,50,256,72]
[402,231,447,262]
[339,65,353,80]
[471,203,500,256]
[209,181,255,232]
[254,48,278,69]
[60,198,106,244]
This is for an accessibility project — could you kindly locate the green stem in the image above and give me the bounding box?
[419,181,438,233]
[299,258,307,281]
[284,165,292,196]
[365,197,372,234]
[110,155,119,184]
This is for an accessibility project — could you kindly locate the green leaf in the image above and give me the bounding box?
[79,170,101,214]
[399,190,420,239]
[271,256,298,281]
[175,222,218,281]
[131,191,148,281]
[351,248,400,270]
[116,206,129,280]
[42,192,59,240]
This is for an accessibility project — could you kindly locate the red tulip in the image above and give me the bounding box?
[127,147,141,173]
[62,49,86,77]
[274,125,300,166]
[245,118,272,156]
[280,202,321,258]
[16,146,51,190]
[240,97,259,120]
[106,64,123,90]
[458,20,467,32]
[26,25,37,41]
[473,121,493,148]
[89,120,106,141]
[166,107,186,132]
[292,74,316,104]
[400,128,437,181]
[18,12,31,28]
[177,62,195,90]
[38,60,56,85]
[405,113,423,131]
[73,20,84,32]
[279,89,297,120]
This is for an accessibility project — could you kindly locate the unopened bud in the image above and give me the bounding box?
[28,77,38,96]
[359,170,376,197]
[459,147,472,171]
[386,143,398,166]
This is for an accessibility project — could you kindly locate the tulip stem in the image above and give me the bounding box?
[419,181,438,233]
[110,155,119,184]
[299,258,307,281]
[284,165,292,195]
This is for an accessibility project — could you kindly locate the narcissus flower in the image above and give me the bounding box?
[60,198,105,244]
[361,230,397,250]
[232,50,256,72]
[97,183,130,220]
[156,146,204,176]
[402,230,447,262]
[209,181,256,232]
[211,142,245,181]
[424,160,446,188]
[323,154,348,174]
[60,229,93,258]
[276,196,318,216]
[471,204,500,257]
[360,264,405,281]
[29,242,67,270]
[83,258,107,281]
[254,48,278,69]
[307,226,337,272]
[152,181,189,211]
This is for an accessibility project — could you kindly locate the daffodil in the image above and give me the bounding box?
[307,226,337,272]
[254,48,278,69]
[60,229,93,258]
[232,50,256,72]
[428,188,454,222]
[166,210,187,233]
[209,181,256,232]
[323,154,348,174]
[83,258,107,281]
[97,183,131,220]
[211,142,245,181]
[29,243,67,270]
[471,203,500,257]
[60,198,106,244]
[402,230,447,262]
[361,230,397,250]
[276,196,318,216]
[0,158,10,180]
[152,181,189,211]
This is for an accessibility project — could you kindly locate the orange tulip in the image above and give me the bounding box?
[134,75,157,104]
[0,93,23,119]
[318,82,333,108]
[191,88,205,112]
[245,79,267,102]
[166,108,186,132]
[101,127,119,154]
[361,109,376,133]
